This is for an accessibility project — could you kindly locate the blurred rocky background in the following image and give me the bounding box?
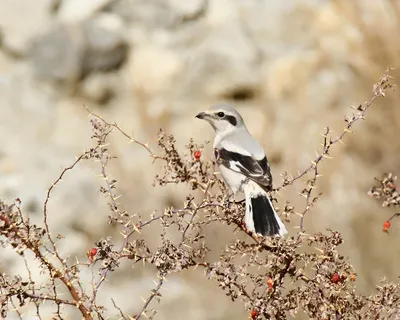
[1,0,400,319]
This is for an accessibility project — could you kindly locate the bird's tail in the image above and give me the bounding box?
[243,184,287,237]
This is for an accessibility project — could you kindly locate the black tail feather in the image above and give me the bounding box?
[250,194,280,236]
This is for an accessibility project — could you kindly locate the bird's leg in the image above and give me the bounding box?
[222,190,235,207]
[224,191,245,207]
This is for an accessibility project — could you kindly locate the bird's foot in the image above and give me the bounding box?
[224,197,245,208]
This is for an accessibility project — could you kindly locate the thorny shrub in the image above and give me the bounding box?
[0,70,399,319]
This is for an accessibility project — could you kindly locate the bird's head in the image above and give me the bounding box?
[195,104,245,134]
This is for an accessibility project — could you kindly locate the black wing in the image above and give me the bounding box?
[215,148,273,191]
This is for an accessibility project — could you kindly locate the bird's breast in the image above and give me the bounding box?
[218,165,247,194]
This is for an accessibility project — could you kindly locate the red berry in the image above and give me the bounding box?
[194,150,201,161]
[87,248,98,263]
[383,220,391,233]
[267,277,274,290]
[331,273,340,284]
[250,310,259,319]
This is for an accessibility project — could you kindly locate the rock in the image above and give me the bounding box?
[30,24,84,86]
[81,13,128,75]
[108,0,178,29]
[262,51,321,102]
[129,45,183,97]
[57,0,116,23]
[181,20,261,100]
[79,72,117,104]
[30,13,128,89]
[0,0,51,58]
[167,0,208,23]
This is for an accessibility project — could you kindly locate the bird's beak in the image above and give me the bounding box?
[195,112,208,120]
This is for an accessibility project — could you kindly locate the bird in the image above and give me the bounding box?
[195,103,287,237]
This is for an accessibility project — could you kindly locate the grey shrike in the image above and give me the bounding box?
[195,104,287,237]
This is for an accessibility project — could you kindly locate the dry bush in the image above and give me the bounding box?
[0,70,399,319]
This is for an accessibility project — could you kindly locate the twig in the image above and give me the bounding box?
[84,105,162,161]
[43,150,93,259]
[22,292,76,306]
[0,209,93,319]
[275,69,394,233]
[111,298,128,320]
[387,212,400,222]
[134,275,164,320]
[277,69,393,191]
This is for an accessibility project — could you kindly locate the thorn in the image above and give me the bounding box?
[133,224,141,234]
[99,143,110,148]
[124,220,132,228]
[344,128,353,134]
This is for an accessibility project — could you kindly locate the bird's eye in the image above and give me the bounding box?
[217,112,225,118]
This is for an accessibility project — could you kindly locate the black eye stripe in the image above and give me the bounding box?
[215,111,237,126]
[225,115,237,126]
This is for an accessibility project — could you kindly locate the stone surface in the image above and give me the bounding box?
[30,24,84,85]
[29,14,128,94]
[0,0,51,57]
[82,13,128,74]
[79,72,118,104]
[57,0,116,23]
